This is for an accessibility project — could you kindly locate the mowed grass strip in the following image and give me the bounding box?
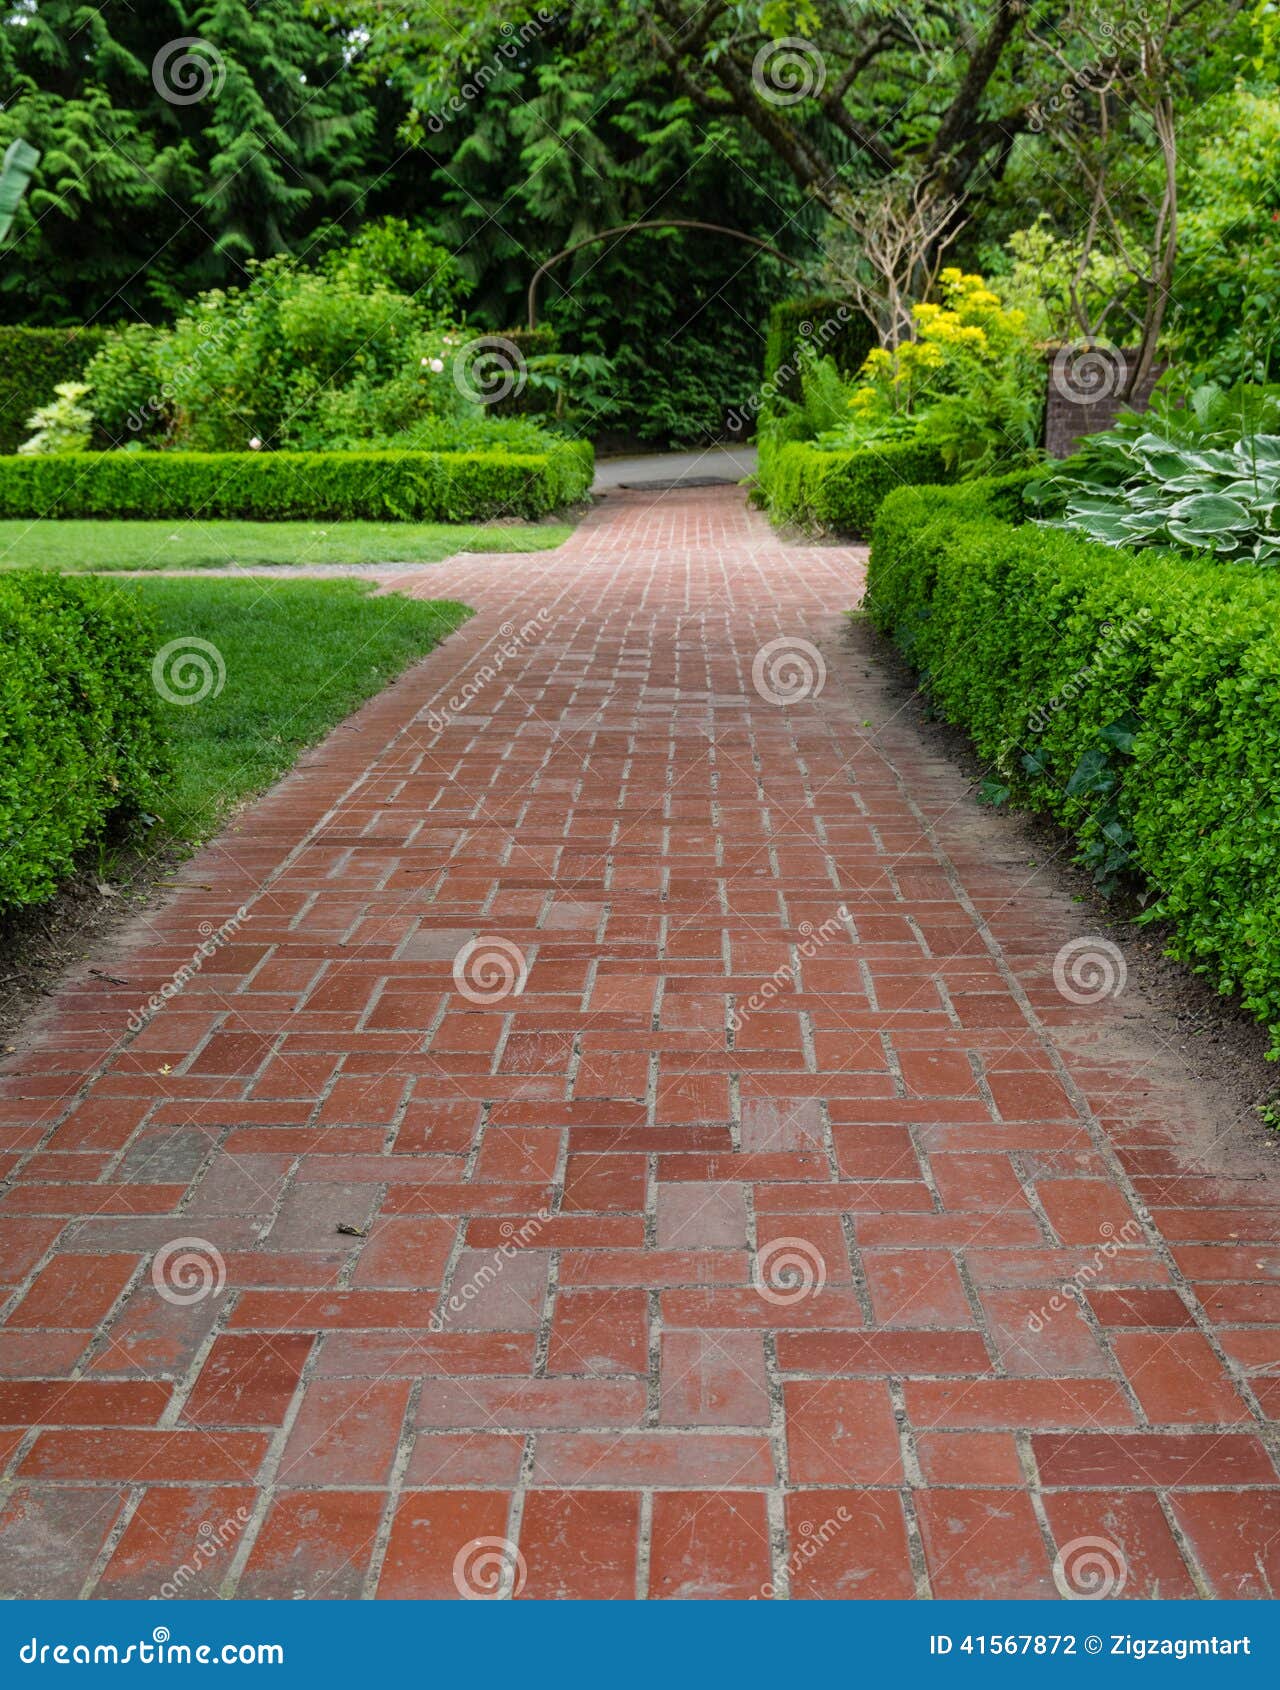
[128,576,470,840]
[0,517,573,571]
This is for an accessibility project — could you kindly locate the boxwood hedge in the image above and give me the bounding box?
[0,442,593,523]
[1,572,167,911]
[865,479,1280,1046]
[758,438,950,536]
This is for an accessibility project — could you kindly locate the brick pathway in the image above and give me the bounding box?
[2,485,1278,1601]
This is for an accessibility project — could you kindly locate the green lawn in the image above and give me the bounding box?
[126,576,470,841]
[0,517,573,571]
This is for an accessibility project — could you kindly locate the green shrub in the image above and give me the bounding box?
[0,571,167,910]
[492,326,559,420]
[0,327,107,454]
[319,217,468,317]
[866,481,1280,1046]
[758,437,951,535]
[0,444,593,522]
[879,467,1042,527]
[154,257,472,452]
[83,325,166,447]
[830,270,1045,475]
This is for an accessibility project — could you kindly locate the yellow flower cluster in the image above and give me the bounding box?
[848,268,1030,414]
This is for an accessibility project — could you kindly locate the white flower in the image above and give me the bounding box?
[429,357,445,373]
[248,437,262,450]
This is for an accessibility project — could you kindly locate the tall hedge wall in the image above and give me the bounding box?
[762,297,876,402]
[0,327,108,454]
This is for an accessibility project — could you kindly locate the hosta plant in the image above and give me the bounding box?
[1028,386,1280,565]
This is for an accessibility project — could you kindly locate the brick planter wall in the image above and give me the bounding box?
[1042,345,1165,458]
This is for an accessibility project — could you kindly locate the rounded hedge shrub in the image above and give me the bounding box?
[0,573,168,910]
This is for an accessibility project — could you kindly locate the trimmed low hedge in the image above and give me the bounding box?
[0,442,594,522]
[758,438,951,535]
[0,572,167,911]
[0,326,109,454]
[866,480,1280,1045]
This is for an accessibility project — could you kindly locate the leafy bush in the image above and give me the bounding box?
[83,324,165,448]
[162,258,471,452]
[986,216,1139,345]
[0,444,593,523]
[757,437,951,535]
[838,269,1044,473]
[0,571,167,910]
[866,481,1280,1046]
[0,326,107,454]
[1171,91,1280,385]
[319,217,468,315]
[77,253,477,454]
[19,382,94,455]
[1029,387,1280,564]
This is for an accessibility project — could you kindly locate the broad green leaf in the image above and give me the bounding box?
[1166,492,1252,530]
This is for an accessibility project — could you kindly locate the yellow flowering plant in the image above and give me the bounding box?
[822,268,1044,472]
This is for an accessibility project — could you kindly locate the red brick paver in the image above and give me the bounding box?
[1,485,1278,1600]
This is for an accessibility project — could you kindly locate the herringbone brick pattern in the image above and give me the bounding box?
[1,486,1277,1599]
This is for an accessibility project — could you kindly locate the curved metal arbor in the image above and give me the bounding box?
[526,220,802,328]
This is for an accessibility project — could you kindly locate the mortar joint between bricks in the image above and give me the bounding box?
[359,1375,424,1601]
[222,1323,330,1592]
[78,1486,146,1601]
